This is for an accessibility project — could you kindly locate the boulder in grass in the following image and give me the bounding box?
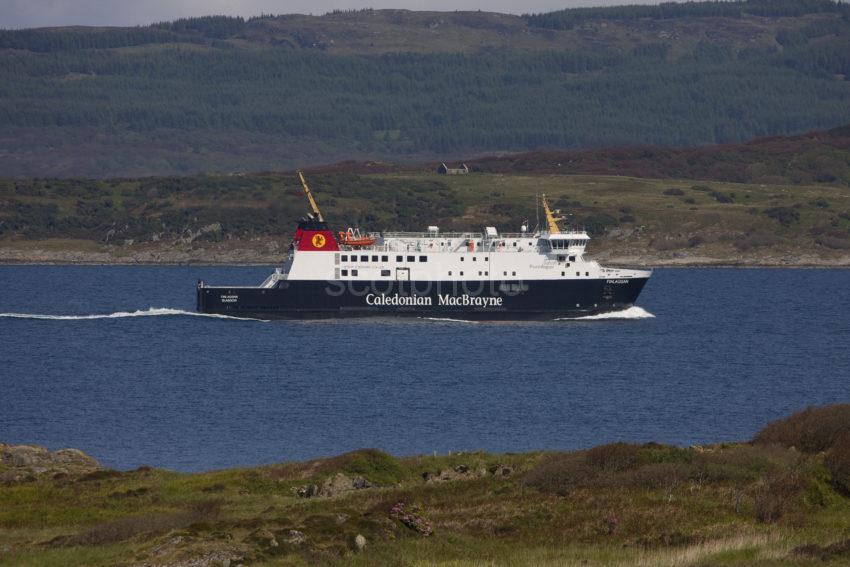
[0,444,101,483]
[295,472,373,498]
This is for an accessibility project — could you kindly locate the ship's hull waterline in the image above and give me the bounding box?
[197,277,649,321]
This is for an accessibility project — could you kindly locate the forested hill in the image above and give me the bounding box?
[1,0,850,177]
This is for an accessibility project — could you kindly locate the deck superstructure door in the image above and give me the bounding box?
[396,267,410,281]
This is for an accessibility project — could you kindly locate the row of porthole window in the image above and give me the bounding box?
[339,269,590,278]
[341,269,393,277]
[441,271,589,278]
[342,254,428,263]
[342,254,501,263]
[447,271,490,277]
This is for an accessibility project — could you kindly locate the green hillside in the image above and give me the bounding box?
[0,0,849,177]
[2,124,849,265]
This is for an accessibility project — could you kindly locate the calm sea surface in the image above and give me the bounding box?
[1,265,848,472]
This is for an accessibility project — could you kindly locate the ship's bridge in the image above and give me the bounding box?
[543,232,590,251]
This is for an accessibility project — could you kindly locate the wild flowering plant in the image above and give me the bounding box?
[389,502,433,536]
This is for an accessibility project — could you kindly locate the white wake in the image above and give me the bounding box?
[560,306,655,321]
[0,307,267,322]
[420,307,654,323]
[418,317,478,324]
[1,306,652,323]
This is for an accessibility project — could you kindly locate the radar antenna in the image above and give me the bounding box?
[541,194,564,234]
[297,170,324,222]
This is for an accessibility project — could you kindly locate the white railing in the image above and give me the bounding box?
[334,228,591,254]
[379,231,481,239]
[376,229,588,240]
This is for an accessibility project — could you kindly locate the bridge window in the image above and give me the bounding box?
[407,255,415,262]
[382,255,388,262]
[372,255,379,262]
[360,255,368,262]
[419,256,427,262]
[396,255,403,262]
[341,255,348,261]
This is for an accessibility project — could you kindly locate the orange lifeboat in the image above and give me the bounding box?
[338,228,376,248]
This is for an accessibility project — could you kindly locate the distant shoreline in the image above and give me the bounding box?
[3,240,850,269]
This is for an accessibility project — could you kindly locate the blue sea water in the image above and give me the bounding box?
[1,265,848,472]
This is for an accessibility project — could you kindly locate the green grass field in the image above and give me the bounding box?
[2,406,850,566]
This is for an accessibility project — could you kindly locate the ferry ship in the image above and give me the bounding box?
[196,173,651,320]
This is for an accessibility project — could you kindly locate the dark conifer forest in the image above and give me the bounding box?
[1,0,849,176]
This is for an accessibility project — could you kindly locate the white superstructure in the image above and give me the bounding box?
[264,226,649,286]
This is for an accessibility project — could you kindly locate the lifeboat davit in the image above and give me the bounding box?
[338,228,376,247]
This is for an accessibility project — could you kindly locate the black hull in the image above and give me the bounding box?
[197,278,649,321]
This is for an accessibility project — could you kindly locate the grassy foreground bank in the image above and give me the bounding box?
[2,405,850,566]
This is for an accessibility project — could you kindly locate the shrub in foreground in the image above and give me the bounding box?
[753,404,850,453]
[754,473,807,523]
[826,433,850,494]
[585,442,640,472]
[524,442,801,498]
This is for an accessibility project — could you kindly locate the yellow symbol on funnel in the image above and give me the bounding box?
[311,233,327,248]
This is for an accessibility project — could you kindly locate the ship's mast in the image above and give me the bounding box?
[297,170,324,222]
[540,194,564,235]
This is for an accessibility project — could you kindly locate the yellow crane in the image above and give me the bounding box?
[297,170,324,222]
[540,194,564,234]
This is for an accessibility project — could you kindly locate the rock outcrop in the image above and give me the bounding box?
[0,444,101,482]
[296,472,373,498]
[422,463,513,483]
